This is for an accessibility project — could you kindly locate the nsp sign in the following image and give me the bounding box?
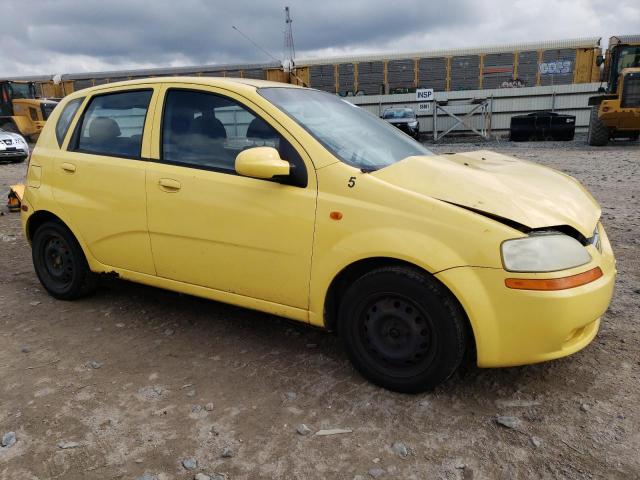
[416,88,434,101]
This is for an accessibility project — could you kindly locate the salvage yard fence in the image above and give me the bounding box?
[345,82,600,139]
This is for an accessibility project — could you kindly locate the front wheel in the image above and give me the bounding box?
[338,266,468,393]
[32,221,96,300]
[587,106,609,146]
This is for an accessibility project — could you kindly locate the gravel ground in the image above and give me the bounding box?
[0,137,639,479]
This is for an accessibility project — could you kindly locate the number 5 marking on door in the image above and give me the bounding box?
[348,176,356,188]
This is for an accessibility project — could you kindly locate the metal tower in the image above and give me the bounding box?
[284,6,295,72]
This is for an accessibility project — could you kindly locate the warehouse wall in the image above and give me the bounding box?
[346,83,600,136]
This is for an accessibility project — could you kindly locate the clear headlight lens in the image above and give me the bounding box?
[408,121,418,127]
[501,232,591,272]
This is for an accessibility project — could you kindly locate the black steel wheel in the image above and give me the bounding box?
[359,294,437,378]
[32,221,96,300]
[338,266,468,393]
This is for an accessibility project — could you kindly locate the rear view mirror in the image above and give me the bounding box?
[596,55,604,67]
[235,147,290,180]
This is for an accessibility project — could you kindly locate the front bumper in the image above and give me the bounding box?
[436,223,616,367]
[390,122,419,136]
[0,148,28,161]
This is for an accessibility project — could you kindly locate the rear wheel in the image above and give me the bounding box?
[32,221,96,300]
[338,266,467,393]
[587,106,609,146]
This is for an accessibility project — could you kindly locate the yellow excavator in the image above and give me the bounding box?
[587,35,640,145]
[0,80,58,141]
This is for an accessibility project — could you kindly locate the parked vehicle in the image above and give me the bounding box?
[0,127,30,162]
[587,35,640,145]
[0,80,58,140]
[21,78,615,392]
[510,111,576,141]
[381,107,420,138]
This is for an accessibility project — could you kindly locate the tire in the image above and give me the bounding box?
[337,266,467,393]
[587,106,609,146]
[32,221,96,300]
[628,132,639,142]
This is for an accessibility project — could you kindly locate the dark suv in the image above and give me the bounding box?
[382,108,420,139]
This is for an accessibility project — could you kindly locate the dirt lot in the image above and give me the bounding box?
[0,138,639,480]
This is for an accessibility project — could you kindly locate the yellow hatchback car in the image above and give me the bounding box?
[21,78,615,392]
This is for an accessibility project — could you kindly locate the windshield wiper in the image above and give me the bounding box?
[350,151,379,173]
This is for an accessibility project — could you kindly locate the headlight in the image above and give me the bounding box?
[408,121,418,127]
[501,232,591,272]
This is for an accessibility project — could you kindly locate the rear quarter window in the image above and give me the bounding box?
[56,98,84,147]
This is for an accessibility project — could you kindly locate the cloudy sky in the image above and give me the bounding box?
[2,0,638,77]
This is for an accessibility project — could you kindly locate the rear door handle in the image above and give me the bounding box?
[158,178,181,192]
[61,162,76,173]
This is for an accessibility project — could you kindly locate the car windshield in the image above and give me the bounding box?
[383,108,415,119]
[259,88,432,171]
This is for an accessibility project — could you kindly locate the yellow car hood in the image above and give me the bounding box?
[372,150,600,237]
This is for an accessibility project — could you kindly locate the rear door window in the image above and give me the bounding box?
[73,90,152,158]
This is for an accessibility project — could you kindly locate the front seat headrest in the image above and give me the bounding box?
[247,117,274,139]
[88,116,121,142]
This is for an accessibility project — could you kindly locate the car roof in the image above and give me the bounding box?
[67,76,305,99]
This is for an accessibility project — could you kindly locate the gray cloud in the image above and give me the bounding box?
[2,0,639,76]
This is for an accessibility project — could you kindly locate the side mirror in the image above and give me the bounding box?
[596,55,604,67]
[235,147,290,180]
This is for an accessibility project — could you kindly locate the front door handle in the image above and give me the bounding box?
[61,162,76,173]
[158,178,181,192]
